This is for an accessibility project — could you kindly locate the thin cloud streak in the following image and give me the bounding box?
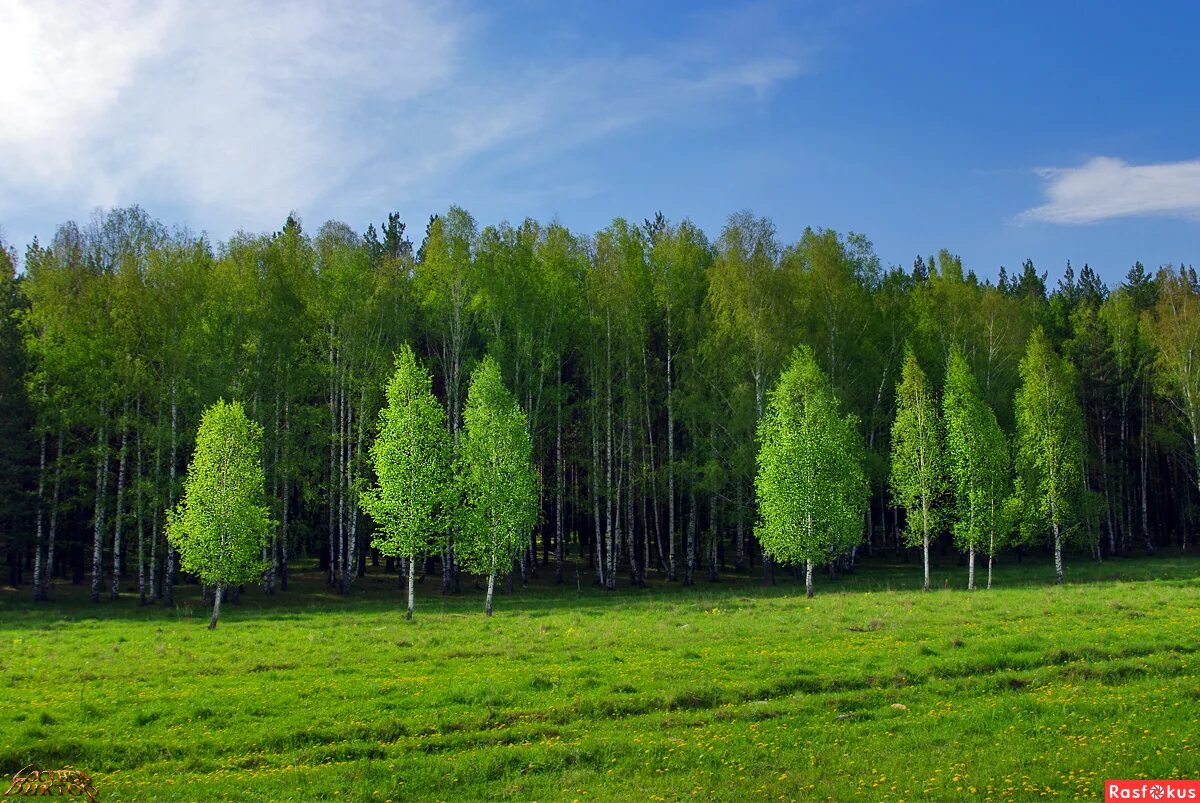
[0,1,805,239]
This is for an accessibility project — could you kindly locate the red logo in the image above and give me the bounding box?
[1107,781,1200,801]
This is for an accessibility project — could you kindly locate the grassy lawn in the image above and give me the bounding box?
[1,553,1198,801]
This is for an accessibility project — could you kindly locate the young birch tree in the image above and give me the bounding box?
[166,400,273,629]
[943,346,1010,589]
[360,346,453,620]
[456,356,539,615]
[755,345,866,597]
[890,347,944,591]
[1014,328,1086,584]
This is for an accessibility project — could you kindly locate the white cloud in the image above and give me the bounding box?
[0,1,803,236]
[0,0,465,230]
[1020,156,1200,224]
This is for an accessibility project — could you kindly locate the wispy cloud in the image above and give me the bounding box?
[1020,156,1200,224]
[0,1,805,237]
[0,0,465,231]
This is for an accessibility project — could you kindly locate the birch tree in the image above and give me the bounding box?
[1014,328,1086,584]
[360,346,453,620]
[166,400,273,629]
[416,208,477,592]
[890,347,944,591]
[943,346,1010,589]
[456,356,538,615]
[755,345,866,597]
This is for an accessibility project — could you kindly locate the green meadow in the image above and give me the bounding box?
[2,555,1198,801]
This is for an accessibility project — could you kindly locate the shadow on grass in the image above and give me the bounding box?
[1,549,1197,629]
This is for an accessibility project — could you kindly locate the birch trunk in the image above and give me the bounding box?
[406,553,415,620]
[641,355,659,575]
[591,393,604,587]
[111,403,129,600]
[707,490,718,582]
[149,407,162,602]
[485,555,496,616]
[165,380,177,607]
[605,316,615,591]
[1052,518,1064,585]
[136,407,145,605]
[32,430,46,601]
[208,583,224,630]
[685,489,696,586]
[45,429,63,599]
[805,560,814,598]
[90,409,108,604]
[734,483,745,572]
[625,393,639,587]
[968,546,975,591]
[666,326,676,581]
[1140,390,1149,545]
[265,393,280,594]
[328,330,337,586]
[555,387,565,584]
[338,373,348,592]
[921,500,931,592]
[281,398,290,591]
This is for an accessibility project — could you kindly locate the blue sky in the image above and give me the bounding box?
[2,0,1197,285]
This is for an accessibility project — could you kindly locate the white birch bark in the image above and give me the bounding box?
[44,429,63,599]
[90,408,108,604]
[208,583,224,630]
[32,430,46,601]
[165,380,177,607]
[111,402,129,600]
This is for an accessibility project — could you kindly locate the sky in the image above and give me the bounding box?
[1,0,1198,286]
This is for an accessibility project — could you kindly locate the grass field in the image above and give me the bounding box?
[2,553,1198,801]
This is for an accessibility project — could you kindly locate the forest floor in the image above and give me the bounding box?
[1,551,1198,801]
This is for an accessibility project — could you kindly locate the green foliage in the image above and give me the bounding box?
[0,242,35,538]
[755,345,866,566]
[360,345,453,561]
[1014,328,1086,545]
[455,356,539,577]
[943,346,1011,556]
[166,400,273,586]
[889,347,945,547]
[1145,268,1200,494]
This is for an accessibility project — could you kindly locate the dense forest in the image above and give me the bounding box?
[1,205,1197,603]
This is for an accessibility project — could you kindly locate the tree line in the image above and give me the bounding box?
[0,205,1197,604]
